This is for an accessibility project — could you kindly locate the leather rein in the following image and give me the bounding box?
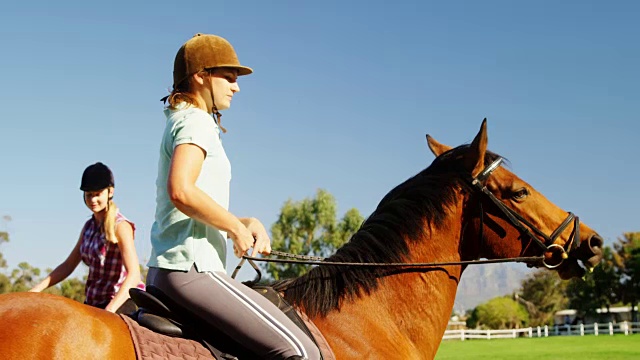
[232,157,580,282]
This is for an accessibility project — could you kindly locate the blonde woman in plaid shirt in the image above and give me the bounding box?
[30,162,144,314]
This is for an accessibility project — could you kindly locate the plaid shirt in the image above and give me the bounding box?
[79,212,145,306]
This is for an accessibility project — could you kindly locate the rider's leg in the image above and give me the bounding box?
[147,266,320,360]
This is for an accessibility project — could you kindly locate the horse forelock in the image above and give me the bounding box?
[273,145,504,318]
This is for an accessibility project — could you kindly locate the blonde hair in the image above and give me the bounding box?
[163,70,227,133]
[102,188,119,244]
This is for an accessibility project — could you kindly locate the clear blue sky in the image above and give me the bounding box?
[1,1,638,282]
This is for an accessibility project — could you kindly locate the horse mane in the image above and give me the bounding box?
[272,145,503,317]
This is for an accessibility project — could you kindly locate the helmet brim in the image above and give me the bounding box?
[80,185,111,192]
[216,64,253,76]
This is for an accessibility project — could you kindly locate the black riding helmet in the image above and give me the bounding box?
[80,162,115,192]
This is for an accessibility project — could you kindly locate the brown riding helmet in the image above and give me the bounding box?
[172,33,253,89]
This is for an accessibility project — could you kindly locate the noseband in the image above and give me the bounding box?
[234,157,580,281]
[470,157,580,269]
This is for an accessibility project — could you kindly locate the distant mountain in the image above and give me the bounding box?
[453,263,529,312]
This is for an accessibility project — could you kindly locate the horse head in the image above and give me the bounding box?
[426,119,603,279]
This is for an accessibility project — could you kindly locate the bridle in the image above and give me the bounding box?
[233,157,580,282]
[471,157,580,269]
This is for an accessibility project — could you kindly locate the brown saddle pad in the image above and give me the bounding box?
[120,314,216,360]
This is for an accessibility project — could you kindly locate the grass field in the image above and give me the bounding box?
[435,335,639,360]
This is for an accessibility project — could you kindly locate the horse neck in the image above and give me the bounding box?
[312,199,466,359]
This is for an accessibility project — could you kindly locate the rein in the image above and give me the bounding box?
[232,251,545,283]
[232,157,580,281]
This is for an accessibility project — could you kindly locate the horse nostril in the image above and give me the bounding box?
[589,234,604,252]
[576,233,604,270]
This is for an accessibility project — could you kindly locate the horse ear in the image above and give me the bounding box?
[426,134,452,157]
[466,118,488,177]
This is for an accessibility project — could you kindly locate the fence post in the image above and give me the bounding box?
[594,322,598,336]
[555,325,559,336]
[609,322,613,336]
[512,329,516,338]
[487,330,491,340]
[566,324,571,335]
[537,326,541,337]
[461,330,465,341]
[580,323,584,336]
[544,325,548,337]
[623,321,629,336]
[529,327,533,338]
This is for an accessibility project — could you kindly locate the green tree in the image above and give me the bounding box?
[566,246,619,319]
[0,273,10,294]
[0,216,13,293]
[58,278,86,302]
[9,262,41,292]
[467,296,529,329]
[266,189,363,280]
[518,269,568,326]
[613,232,640,322]
[0,215,11,270]
[36,267,87,303]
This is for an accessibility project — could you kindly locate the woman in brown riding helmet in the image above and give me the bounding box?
[146,33,320,360]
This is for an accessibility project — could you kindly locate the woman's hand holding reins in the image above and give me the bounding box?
[244,218,271,256]
[231,217,271,258]
[230,224,255,258]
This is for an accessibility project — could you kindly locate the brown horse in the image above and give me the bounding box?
[0,120,603,360]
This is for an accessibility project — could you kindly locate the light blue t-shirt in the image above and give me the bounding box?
[148,104,231,273]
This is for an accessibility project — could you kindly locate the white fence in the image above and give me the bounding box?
[442,321,640,341]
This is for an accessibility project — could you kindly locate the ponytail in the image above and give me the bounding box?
[162,74,201,110]
[103,192,118,244]
[161,70,227,133]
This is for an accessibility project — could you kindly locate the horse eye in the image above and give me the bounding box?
[512,188,529,200]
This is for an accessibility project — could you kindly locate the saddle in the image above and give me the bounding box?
[127,284,326,360]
